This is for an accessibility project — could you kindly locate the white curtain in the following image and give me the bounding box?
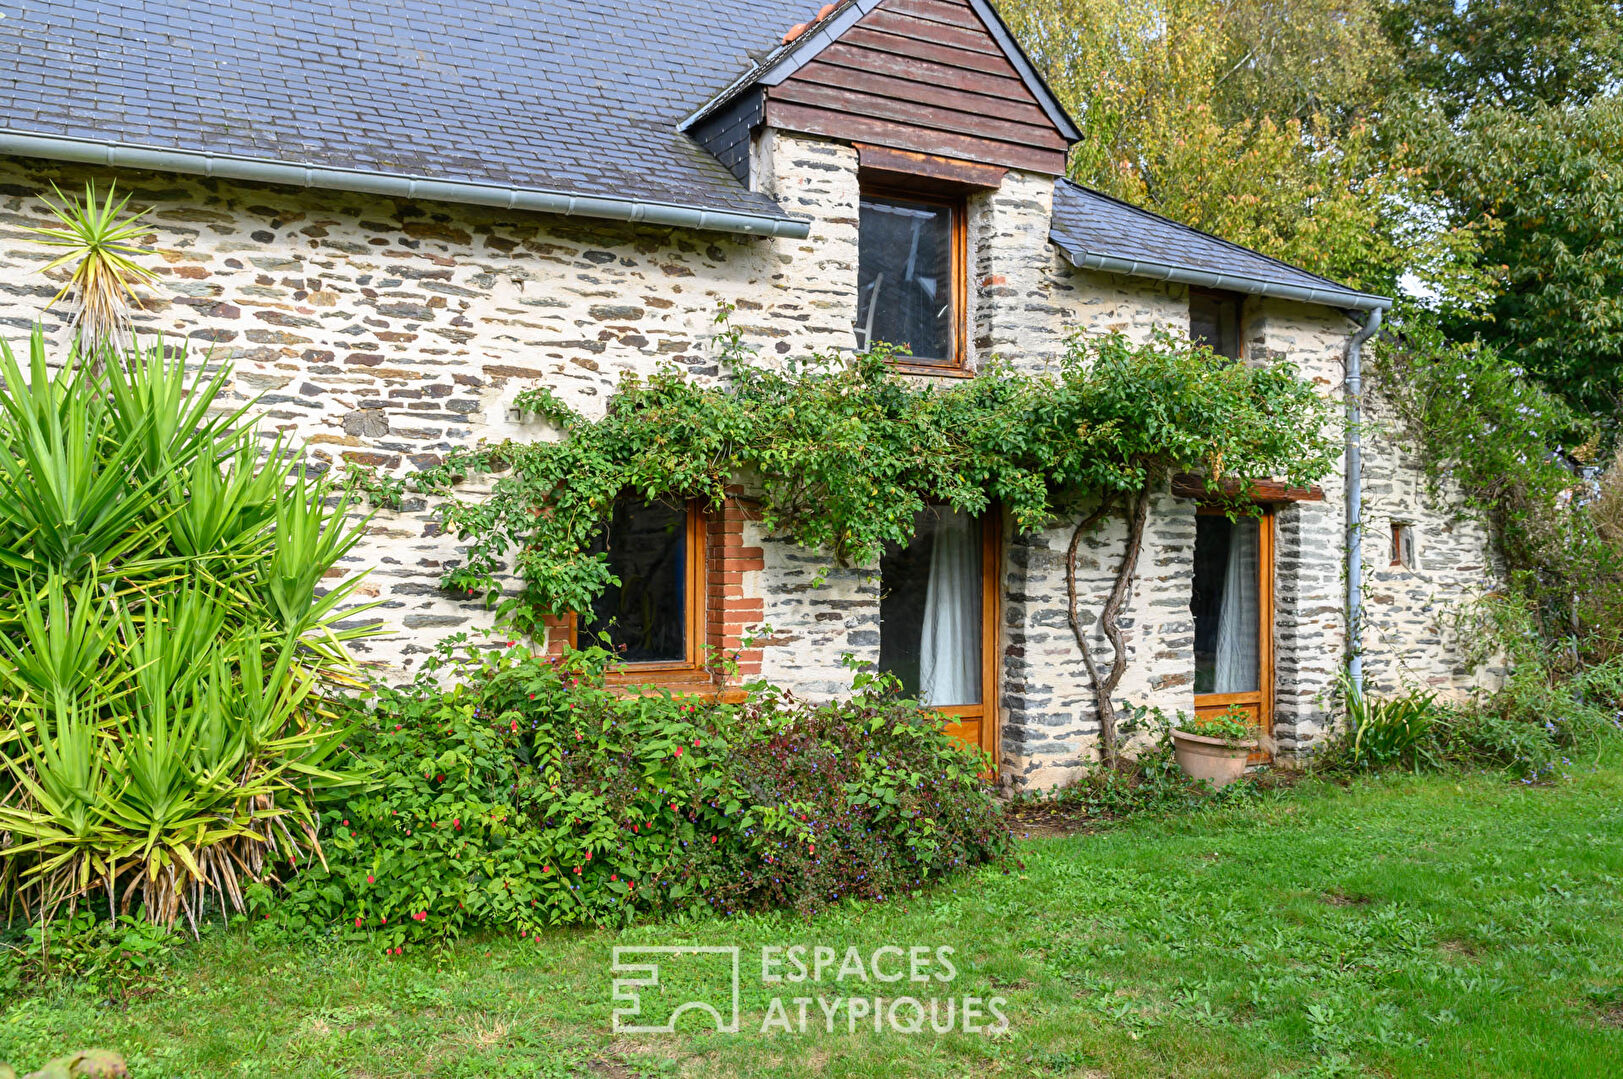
[1213,519,1260,693]
[919,510,981,706]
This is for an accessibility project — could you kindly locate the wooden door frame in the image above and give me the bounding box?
[931,509,1001,769]
[1193,505,1275,761]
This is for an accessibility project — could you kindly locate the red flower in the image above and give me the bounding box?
[585,850,592,860]
[354,917,363,927]
[611,874,618,882]
[710,835,717,843]
[692,738,699,747]
[381,915,388,923]
[453,819,461,830]
[674,747,684,757]
[366,874,375,884]
[573,866,582,875]
[505,640,516,648]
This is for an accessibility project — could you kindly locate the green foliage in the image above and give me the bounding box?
[1379,0,1623,118]
[995,0,1491,304]
[1019,707,1266,817]
[272,637,1009,951]
[1421,100,1623,414]
[1369,316,1615,638]
[1328,680,1446,773]
[0,331,379,928]
[2,911,173,1000]
[405,318,1338,633]
[1179,706,1255,744]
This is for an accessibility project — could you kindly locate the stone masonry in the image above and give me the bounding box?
[0,128,1495,790]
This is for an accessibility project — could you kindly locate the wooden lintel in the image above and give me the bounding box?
[1171,473,1326,504]
[855,143,1008,189]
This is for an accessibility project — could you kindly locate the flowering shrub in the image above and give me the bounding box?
[271,641,1009,952]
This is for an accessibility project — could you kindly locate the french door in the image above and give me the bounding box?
[1192,506,1274,762]
[878,508,1000,766]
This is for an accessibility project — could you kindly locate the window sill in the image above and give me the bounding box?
[890,361,975,379]
[603,679,746,704]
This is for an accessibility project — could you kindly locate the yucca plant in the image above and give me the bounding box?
[0,330,381,929]
[22,183,154,363]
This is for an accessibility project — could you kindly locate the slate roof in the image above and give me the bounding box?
[0,0,826,227]
[1050,179,1389,310]
[0,0,1389,307]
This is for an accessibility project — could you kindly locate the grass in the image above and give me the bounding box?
[4,752,1623,1078]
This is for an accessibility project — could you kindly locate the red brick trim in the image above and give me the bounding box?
[705,491,764,685]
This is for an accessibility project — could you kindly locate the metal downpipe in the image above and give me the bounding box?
[1345,306,1383,697]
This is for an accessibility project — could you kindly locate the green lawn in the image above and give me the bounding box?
[5,753,1623,1078]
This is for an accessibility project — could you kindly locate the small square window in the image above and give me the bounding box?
[1390,522,1416,570]
[1190,289,1242,359]
[857,191,964,367]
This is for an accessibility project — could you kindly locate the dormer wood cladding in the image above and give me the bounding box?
[762,0,1070,176]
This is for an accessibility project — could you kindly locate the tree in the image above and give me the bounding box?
[994,0,1479,301]
[1422,99,1623,416]
[1379,0,1623,119]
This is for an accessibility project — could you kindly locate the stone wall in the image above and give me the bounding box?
[0,132,1493,789]
[1359,386,1499,696]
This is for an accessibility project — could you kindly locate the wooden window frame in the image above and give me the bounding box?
[1390,521,1415,569]
[900,510,1001,767]
[566,500,710,687]
[1192,504,1275,764]
[857,182,969,375]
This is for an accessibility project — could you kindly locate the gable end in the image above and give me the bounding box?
[763,0,1070,175]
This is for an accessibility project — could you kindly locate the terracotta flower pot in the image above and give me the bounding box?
[1171,729,1258,790]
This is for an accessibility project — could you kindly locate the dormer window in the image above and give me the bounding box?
[856,187,966,369]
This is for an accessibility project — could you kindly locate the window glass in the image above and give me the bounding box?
[1391,522,1416,569]
[879,508,982,706]
[1192,514,1260,694]
[1190,290,1241,359]
[580,497,687,663]
[857,194,956,363]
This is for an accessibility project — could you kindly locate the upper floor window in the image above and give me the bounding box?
[576,495,704,670]
[857,188,966,369]
[1190,289,1242,359]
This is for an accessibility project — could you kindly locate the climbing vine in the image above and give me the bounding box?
[369,309,1339,764]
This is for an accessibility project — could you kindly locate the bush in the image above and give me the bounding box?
[0,333,377,928]
[0,910,173,1000]
[1325,680,1447,774]
[1321,641,1623,779]
[273,641,1009,951]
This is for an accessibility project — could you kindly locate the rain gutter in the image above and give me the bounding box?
[0,131,811,239]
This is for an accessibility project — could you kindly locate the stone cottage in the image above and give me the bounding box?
[0,0,1493,787]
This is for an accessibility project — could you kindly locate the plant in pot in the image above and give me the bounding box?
[1170,706,1258,789]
